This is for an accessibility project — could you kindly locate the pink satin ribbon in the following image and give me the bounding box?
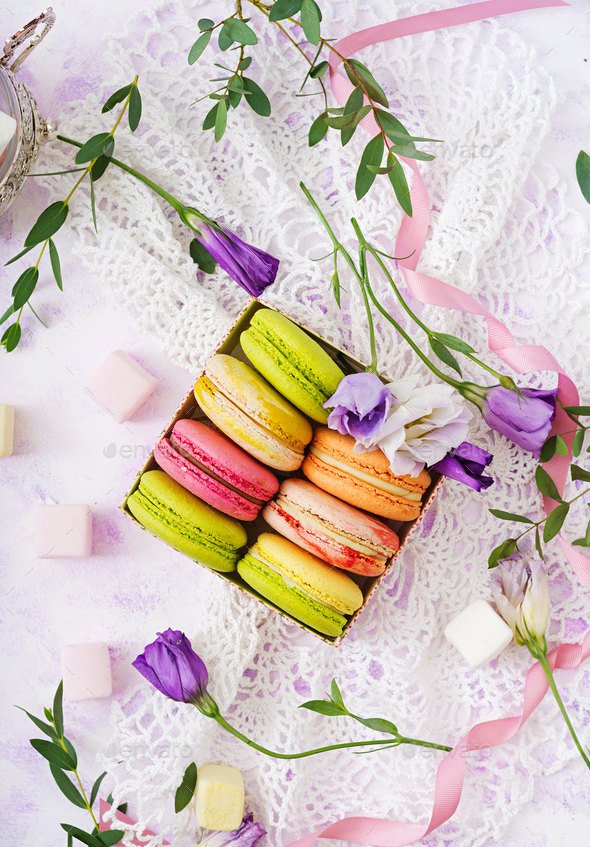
[285,2,588,845]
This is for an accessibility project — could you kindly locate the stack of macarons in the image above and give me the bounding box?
[126,306,434,639]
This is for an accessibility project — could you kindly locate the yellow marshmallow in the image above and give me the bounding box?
[0,405,14,457]
[194,764,244,831]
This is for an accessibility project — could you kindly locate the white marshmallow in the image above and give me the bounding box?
[0,404,14,456]
[61,642,112,701]
[444,599,513,669]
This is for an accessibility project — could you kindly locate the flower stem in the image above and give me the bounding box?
[534,650,590,769]
[214,714,451,758]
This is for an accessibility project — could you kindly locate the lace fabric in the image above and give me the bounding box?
[34,1,590,844]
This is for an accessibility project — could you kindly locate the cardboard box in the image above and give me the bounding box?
[121,299,443,645]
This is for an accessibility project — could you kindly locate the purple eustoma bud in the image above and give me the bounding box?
[431,441,494,491]
[200,813,267,847]
[484,386,558,455]
[325,373,392,445]
[133,629,215,712]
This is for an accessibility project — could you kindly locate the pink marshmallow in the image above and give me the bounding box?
[36,504,93,558]
[84,350,157,424]
[62,642,112,701]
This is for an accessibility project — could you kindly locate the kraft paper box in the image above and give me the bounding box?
[121,298,443,645]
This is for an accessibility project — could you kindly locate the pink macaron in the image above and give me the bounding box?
[262,478,400,577]
[154,419,279,521]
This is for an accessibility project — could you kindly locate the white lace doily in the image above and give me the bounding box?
[34,1,590,845]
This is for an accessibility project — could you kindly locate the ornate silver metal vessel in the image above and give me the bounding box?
[0,8,56,215]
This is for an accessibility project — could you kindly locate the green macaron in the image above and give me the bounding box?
[240,309,345,423]
[127,470,247,572]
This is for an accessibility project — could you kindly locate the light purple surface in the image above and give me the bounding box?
[1,1,590,845]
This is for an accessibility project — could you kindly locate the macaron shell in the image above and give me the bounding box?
[195,375,304,471]
[203,355,313,452]
[262,500,388,577]
[127,470,247,572]
[237,553,348,638]
[256,533,363,615]
[302,452,423,521]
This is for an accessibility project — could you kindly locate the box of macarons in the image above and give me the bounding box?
[121,299,443,644]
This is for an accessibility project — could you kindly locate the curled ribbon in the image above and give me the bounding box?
[286,630,590,847]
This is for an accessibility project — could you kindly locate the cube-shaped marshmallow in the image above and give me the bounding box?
[0,404,14,456]
[444,599,513,669]
[62,642,112,701]
[195,764,244,831]
[36,504,92,558]
[84,350,157,424]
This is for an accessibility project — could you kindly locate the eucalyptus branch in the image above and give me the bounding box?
[2,77,142,353]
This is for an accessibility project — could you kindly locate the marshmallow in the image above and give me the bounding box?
[0,404,14,456]
[84,350,157,424]
[194,764,244,831]
[36,504,92,558]
[444,599,513,669]
[61,642,112,701]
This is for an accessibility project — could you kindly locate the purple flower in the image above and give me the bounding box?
[133,629,210,707]
[484,387,557,455]
[191,216,279,296]
[325,373,392,445]
[201,814,267,847]
[431,442,494,492]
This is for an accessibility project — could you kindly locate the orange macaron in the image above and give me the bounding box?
[302,427,431,521]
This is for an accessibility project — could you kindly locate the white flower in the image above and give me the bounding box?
[491,560,549,649]
[369,375,471,476]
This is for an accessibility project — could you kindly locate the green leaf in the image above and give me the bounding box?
[535,465,563,502]
[344,59,388,108]
[243,77,271,116]
[308,112,329,147]
[223,18,257,45]
[90,153,111,182]
[30,738,75,770]
[15,706,58,739]
[564,406,590,416]
[572,429,585,457]
[389,145,435,162]
[429,336,462,376]
[96,831,125,846]
[543,502,569,542]
[324,105,371,130]
[310,60,329,79]
[24,201,69,247]
[571,464,590,483]
[188,30,212,65]
[431,332,475,354]
[189,238,216,273]
[488,509,534,524]
[366,165,395,174]
[355,134,384,200]
[555,434,568,456]
[44,707,53,722]
[90,178,98,235]
[576,150,590,204]
[572,517,590,547]
[47,238,63,291]
[488,538,517,568]
[540,435,557,462]
[27,300,47,327]
[384,130,441,144]
[228,75,243,109]
[214,97,228,142]
[0,304,15,326]
[61,735,78,768]
[53,680,64,739]
[239,56,252,71]
[50,764,87,808]
[12,267,39,310]
[353,716,398,735]
[269,0,302,21]
[1,322,21,352]
[89,771,107,808]
[218,25,234,51]
[299,699,346,716]
[198,17,214,29]
[128,85,142,132]
[330,679,344,707]
[75,133,114,165]
[340,86,364,147]
[202,102,219,131]
[60,825,103,847]
[101,84,132,114]
[4,244,34,266]
[300,0,321,44]
[175,761,197,813]
[387,153,412,217]
[535,525,544,560]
